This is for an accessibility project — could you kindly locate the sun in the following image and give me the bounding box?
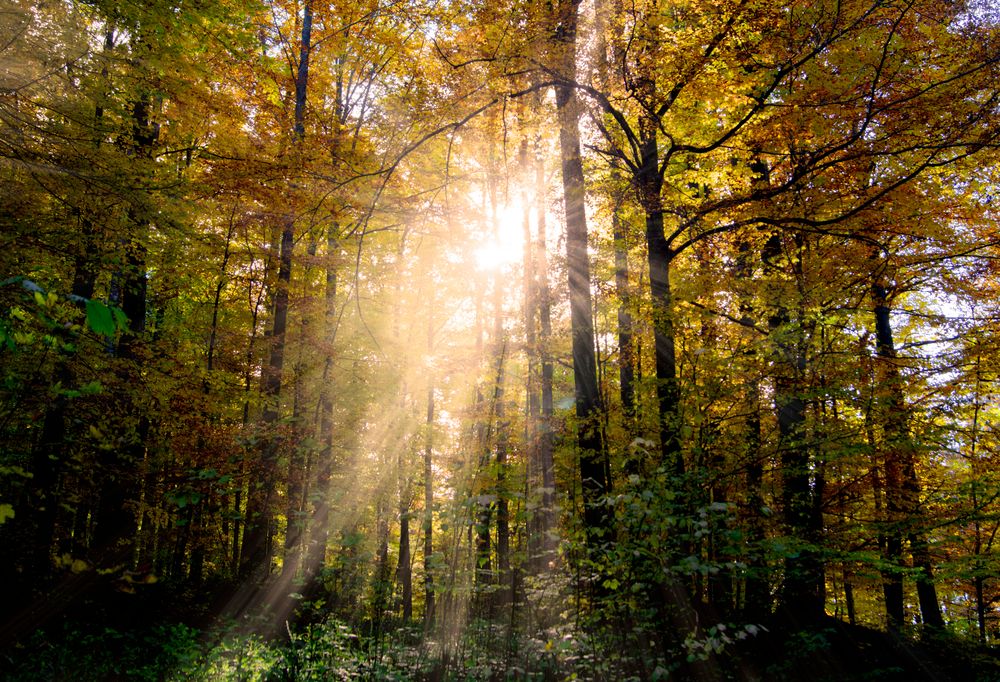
[474,199,526,271]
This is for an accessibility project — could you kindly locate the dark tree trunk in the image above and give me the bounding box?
[397,494,412,621]
[613,207,636,433]
[872,281,943,628]
[495,344,510,591]
[637,130,681,474]
[536,134,556,563]
[491,203,510,590]
[306,228,337,577]
[522,138,543,570]
[474,383,493,590]
[241,221,293,580]
[305,48,343,591]
[283,0,314,574]
[735,239,770,621]
[743,381,770,621]
[240,0,309,580]
[554,0,610,548]
[93,90,158,573]
[27,227,98,583]
[374,496,392,631]
[423,368,435,629]
[768,236,824,624]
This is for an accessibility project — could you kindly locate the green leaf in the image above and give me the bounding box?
[86,299,116,336]
[112,306,129,330]
[0,503,14,525]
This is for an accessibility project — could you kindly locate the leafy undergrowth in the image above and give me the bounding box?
[3,614,1000,681]
[0,617,618,681]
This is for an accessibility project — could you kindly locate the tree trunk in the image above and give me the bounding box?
[491,194,510,592]
[241,221,293,579]
[743,380,770,621]
[553,0,610,548]
[495,343,510,591]
[768,236,824,623]
[305,37,343,591]
[306,228,337,578]
[735,238,770,621]
[93,90,158,573]
[613,206,636,434]
[240,0,309,581]
[872,280,943,628]
[536,133,556,564]
[397,490,412,621]
[423,359,435,629]
[637,130,682,474]
[283,0,314,573]
[522,138,544,570]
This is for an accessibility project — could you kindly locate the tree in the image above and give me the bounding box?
[551,0,612,555]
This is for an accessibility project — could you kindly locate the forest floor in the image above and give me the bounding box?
[3,585,1000,682]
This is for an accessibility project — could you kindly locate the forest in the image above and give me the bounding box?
[1,0,1000,679]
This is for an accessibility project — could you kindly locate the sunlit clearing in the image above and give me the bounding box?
[474,199,525,271]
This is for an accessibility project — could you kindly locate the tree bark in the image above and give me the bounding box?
[872,280,943,628]
[241,221,293,580]
[767,235,824,623]
[522,138,544,570]
[536,133,556,563]
[613,206,636,433]
[638,129,682,474]
[423,357,435,629]
[397,488,412,621]
[735,238,770,621]
[93,88,158,573]
[240,0,310,581]
[553,0,610,548]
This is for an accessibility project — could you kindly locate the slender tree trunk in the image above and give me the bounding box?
[241,221,293,579]
[93,88,158,573]
[743,380,769,621]
[536,134,556,562]
[864,348,892,625]
[491,192,510,593]
[386,230,412,621]
[874,283,905,624]
[772,310,823,621]
[970,352,987,640]
[234,270,267,573]
[475,336,508,593]
[306,45,344,589]
[374,494,392,631]
[397,485,412,621]
[306,228,337,578]
[241,0,310,580]
[638,130,682,474]
[613,206,636,434]
[28,210,100,582]
[475,405,493,587]
[495,343,510,590]
[768,235,824,623]
[522,138,544,570]
[423,337,436,628]
[284,240,318,574]
[553,0,610,548]
[283,0,314,574]
[734,238,769,621]
[872,280,943,628]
